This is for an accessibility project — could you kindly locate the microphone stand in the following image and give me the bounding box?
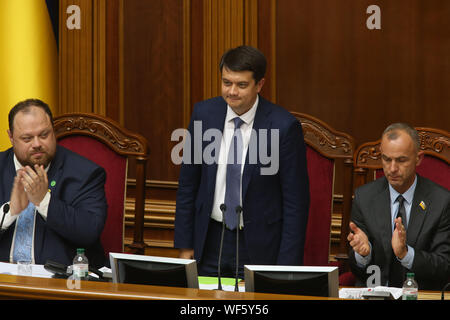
[0,203,9,231]
[216,204,227,290]
[234,205,242,292]
[441,282,450,300]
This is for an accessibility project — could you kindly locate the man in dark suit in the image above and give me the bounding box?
[174,46,310,277]
[0,99,107,268]
[348,123,450,290]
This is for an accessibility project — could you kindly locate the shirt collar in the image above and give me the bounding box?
[225,95,259,126]
[389,175,417,205]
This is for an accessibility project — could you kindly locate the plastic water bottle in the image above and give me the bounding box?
[72,248,89,280]
[402,273,418,300]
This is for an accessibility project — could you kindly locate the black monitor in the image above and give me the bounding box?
[244,265,339,297]
[109,253,199,288]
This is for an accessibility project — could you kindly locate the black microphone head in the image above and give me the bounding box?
[220,203,227,212]
[3,204,9,214]
[235,205,242,214]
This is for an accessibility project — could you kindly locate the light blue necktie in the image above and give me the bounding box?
[12,202,36,263]
[224,117,244,230]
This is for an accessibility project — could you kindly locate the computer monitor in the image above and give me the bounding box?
[244,265,339,297]
[109,253,199,288]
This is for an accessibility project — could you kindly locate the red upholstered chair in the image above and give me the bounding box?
[354,127,450,190]
[292,112,355,270]
[53,113,149,259]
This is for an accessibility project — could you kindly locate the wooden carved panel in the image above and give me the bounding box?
[355,127,450,168]
[54,113,148,157]
[292,112,355,159]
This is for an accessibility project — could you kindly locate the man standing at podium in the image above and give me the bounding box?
[348,123,450,290]
[174,46,310,277]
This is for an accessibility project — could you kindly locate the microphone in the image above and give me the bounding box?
[234,205,243,292]
[0,203,9,231]
[216,203,227,290]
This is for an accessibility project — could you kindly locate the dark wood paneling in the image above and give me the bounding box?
[273,0,450,146]
[122,0,184,182]
[105,0,121,122]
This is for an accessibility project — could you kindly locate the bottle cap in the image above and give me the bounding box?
[76,248,85,254]
[406,272,414,277]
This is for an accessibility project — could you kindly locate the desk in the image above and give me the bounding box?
[0,274,338,300]
[0,274,443,300]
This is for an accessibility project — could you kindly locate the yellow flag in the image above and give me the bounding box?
[0,0,58,150]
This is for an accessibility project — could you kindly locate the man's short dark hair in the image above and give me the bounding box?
[219,45,267,83]
[9,98,54,133]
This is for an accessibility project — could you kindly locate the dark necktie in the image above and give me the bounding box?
[389,194,408,287]
[224,117,244,230]
[396,195,407,230]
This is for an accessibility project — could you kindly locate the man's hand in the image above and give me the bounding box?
[179,248,194,260]
[19,164,48,206]
[9,174,29,215]
[348,222,371,257]
[392,217,408,259]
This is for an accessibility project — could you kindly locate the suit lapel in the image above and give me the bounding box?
[407,176,428,246]
[242,97,272,201]
[206,99,227,193]
[2,150,16,200]
[44,146,66,201]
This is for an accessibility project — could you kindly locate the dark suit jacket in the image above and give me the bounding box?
[349,175,450,290]
[0,146,107,268]
[174,96,310,265]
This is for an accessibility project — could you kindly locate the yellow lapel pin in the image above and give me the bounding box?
[419,201,426,211]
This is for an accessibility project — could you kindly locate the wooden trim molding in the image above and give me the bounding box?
[59,0,94,114]
[292,112,355,159]
[244,0,258,47]
[125,199,175,229]
[59,0,108,115]
[183,0,192,128]
[202,0,258,99]
[54,113,148,156]
[93,0,106,116]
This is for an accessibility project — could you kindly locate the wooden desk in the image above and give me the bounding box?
[0,274,443,300]
[0,274,339,300]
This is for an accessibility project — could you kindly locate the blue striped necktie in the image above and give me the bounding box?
[224,117,244,230]
[12,202,36,263]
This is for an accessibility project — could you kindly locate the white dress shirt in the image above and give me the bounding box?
[210,95,259,227]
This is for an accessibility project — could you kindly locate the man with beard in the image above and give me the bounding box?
[0,99,107,268]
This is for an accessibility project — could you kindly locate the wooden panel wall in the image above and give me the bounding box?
[265,0,450,146]
[59,0,450,257]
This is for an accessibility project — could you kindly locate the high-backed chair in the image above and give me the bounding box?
[354,127,449,190]
[53,113,149,258]
[292,112,355,267]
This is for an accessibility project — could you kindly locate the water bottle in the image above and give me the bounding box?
[72,248,89,280]
[402,273,418,300]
